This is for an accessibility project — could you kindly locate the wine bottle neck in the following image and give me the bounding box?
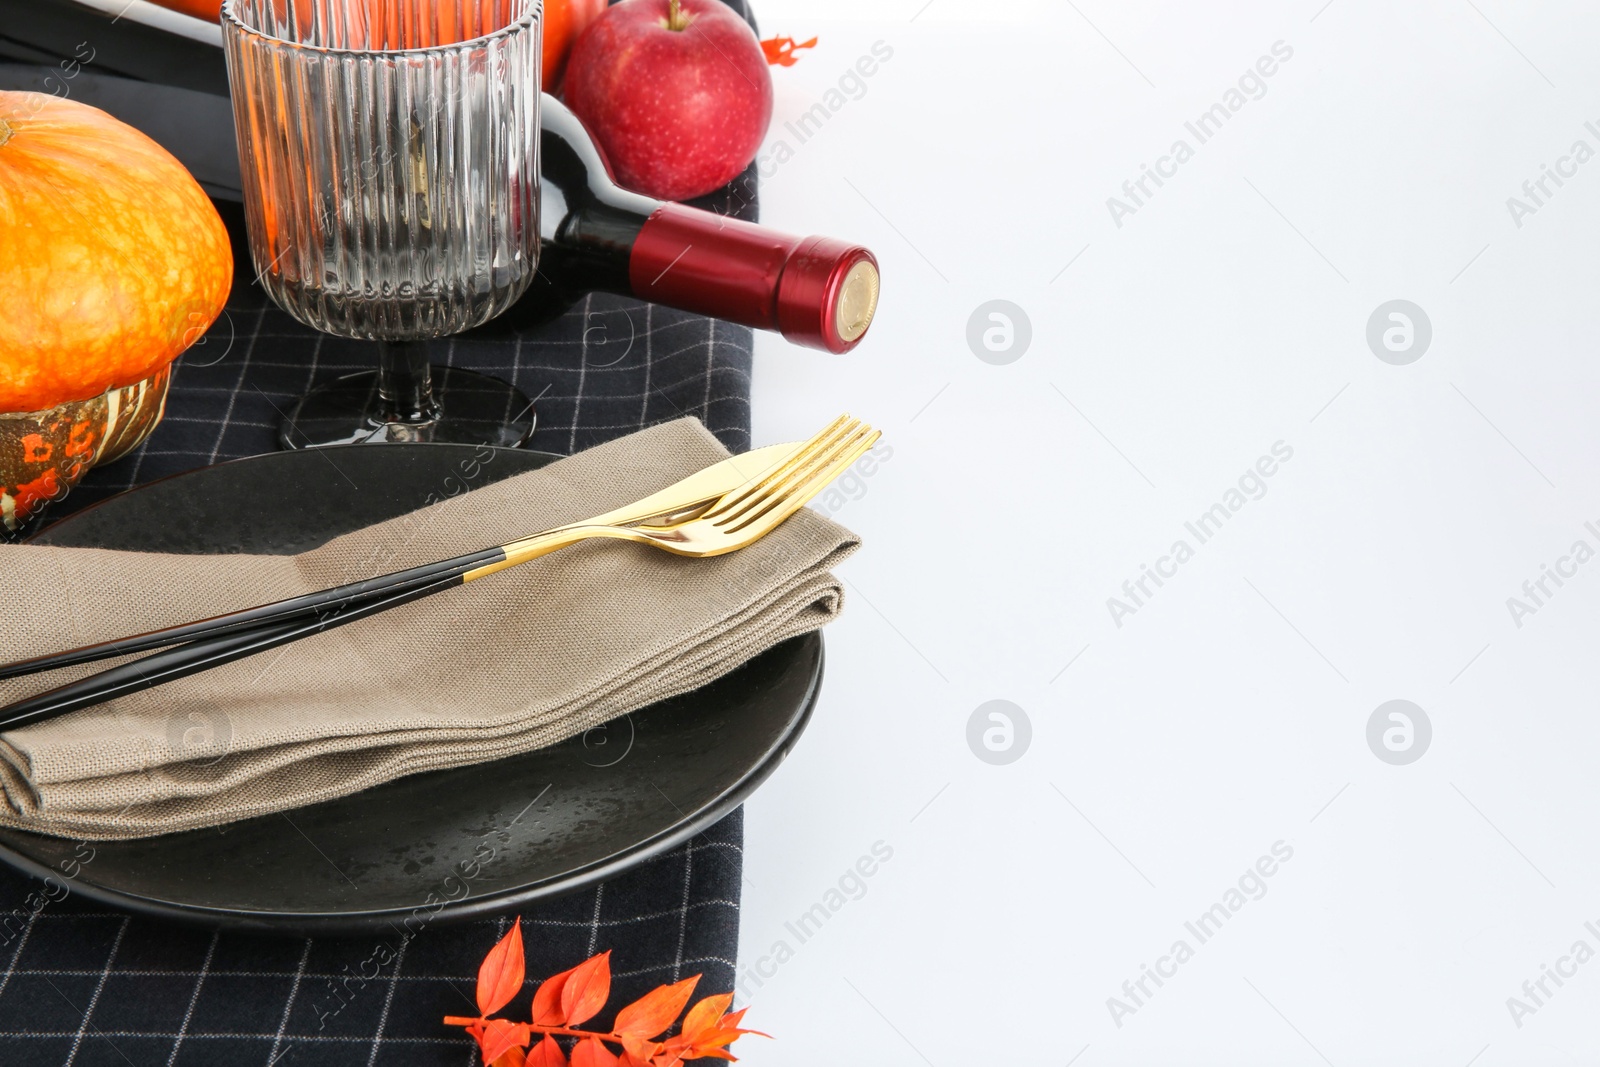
[631,205,879,353]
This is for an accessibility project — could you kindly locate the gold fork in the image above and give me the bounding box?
[466,414,879,580]
[0,415,879,728]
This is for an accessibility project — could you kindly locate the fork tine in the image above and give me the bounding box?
[722,426,881,534]
[724,429,880,536]
[700,414,859,520]
[710,421,872,529]
[714,423,875,529]
[699,414,856,520]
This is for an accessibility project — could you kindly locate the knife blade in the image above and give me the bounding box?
[586,439,804,529]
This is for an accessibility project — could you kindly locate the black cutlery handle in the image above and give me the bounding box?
[0,569,471,731]
[0,546,507,683]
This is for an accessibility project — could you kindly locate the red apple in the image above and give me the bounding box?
[562,0,773,202]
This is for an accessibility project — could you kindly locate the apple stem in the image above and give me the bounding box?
[0,118,12,150]
[666,0,691,31]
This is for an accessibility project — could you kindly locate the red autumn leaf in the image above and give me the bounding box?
[560,952,612,1027]
[679,994,732,1042]
[760,35,818,66]
[480,1019,532,1065]
[649,1049,687,1067]
[477,920,527,1017]
[614,976,699,1040]
[571,1035,619,1067]
[681,1007,769,1058]
[687,1028,742,1053]
[526,1035,569,1067]
[620,1034,660,1063]
[531,964,575,1027]
[492,1048,528,1067]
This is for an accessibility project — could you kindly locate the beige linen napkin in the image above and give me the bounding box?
[0,419,858,839]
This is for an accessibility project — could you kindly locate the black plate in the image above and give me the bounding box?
[0,445,822,934]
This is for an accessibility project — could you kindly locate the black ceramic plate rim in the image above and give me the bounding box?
[4,442,823,934]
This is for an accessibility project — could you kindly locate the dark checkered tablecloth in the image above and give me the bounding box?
[0,160,762,1064]
[0,814,744,1067]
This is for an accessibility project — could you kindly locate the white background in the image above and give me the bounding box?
[742,1,1600,1063]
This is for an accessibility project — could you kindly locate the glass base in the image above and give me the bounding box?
[279,367,535,449]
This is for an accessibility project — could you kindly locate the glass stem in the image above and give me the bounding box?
[376,340,441,423]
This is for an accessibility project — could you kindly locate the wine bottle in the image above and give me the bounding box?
[528,97,879,353]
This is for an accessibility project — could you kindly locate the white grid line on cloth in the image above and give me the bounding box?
[180,358,758,382]
[121,403,156,491]
[702,319,715,427]
[208,301,269,464]
[364,929,410,1067]
[618,955,740,978]
[585,883,605,958]
[99,415,754,450]
[173,343,756,369]
[0,1031,469,1044]
[568,292,594,455]
[265,939,313,1067]
[640,318,709,429]
[0,898,42,1000]
[0,944,759,981]
[165,929,218,1067]
[208,318,731,349]
[63,915,127,1067]
[640,302,654,430]
[161,415,279,427]
[133,384,756,407]
[505,329,523,427]
[672,847,693,983]
[303,326,327,416]
[0,953,742,1004]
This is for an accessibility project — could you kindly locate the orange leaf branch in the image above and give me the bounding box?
[446,925,765,1066]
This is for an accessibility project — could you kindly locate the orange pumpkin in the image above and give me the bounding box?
[0,92,232,413]
[542,0,608,90]
[146,0,603,89]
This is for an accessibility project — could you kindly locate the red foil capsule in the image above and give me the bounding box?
[629,203,880,353]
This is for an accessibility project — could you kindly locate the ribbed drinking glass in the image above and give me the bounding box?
[222,0,541,447]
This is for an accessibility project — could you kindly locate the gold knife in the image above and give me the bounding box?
[587,439,806,528]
